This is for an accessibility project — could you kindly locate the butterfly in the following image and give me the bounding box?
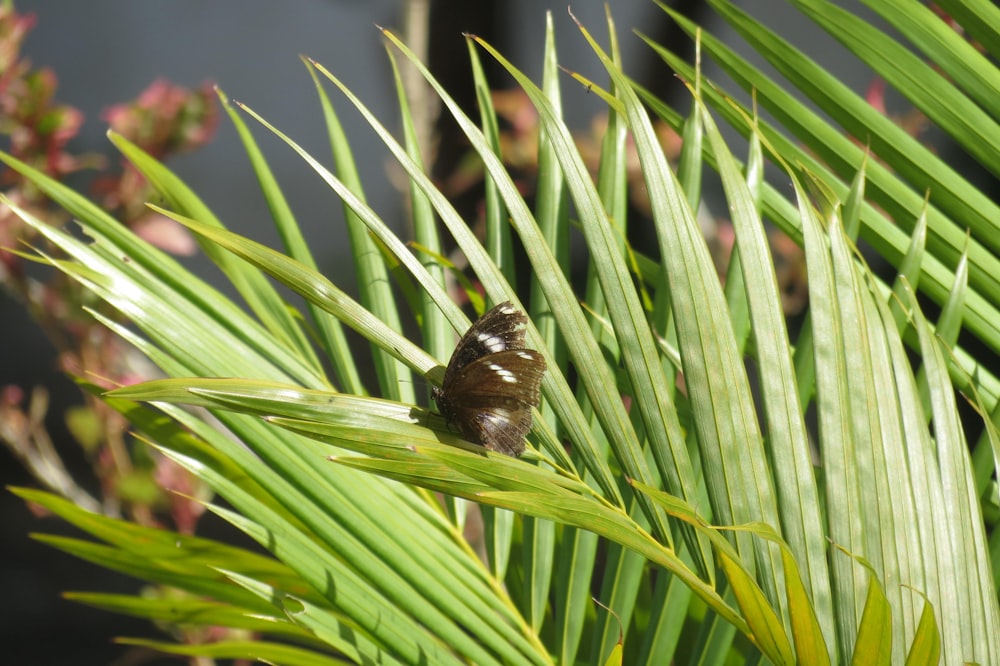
[432,301,547,457]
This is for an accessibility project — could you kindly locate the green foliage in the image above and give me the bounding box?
[6,3,1000,664]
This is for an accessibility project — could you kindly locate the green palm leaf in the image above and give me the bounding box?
[7,3,998,664]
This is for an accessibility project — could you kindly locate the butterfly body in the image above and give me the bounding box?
[432,302,546,457]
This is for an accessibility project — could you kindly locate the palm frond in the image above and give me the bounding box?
[7,3,999,664]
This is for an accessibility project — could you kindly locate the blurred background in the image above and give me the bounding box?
[1,1,864,663]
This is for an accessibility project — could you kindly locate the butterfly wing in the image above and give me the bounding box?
[443,302,528,384]
[435,349,547,456]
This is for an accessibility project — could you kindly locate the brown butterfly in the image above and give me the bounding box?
[432,301,547,456]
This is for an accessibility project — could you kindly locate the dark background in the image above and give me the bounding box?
[2,1,866,663]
